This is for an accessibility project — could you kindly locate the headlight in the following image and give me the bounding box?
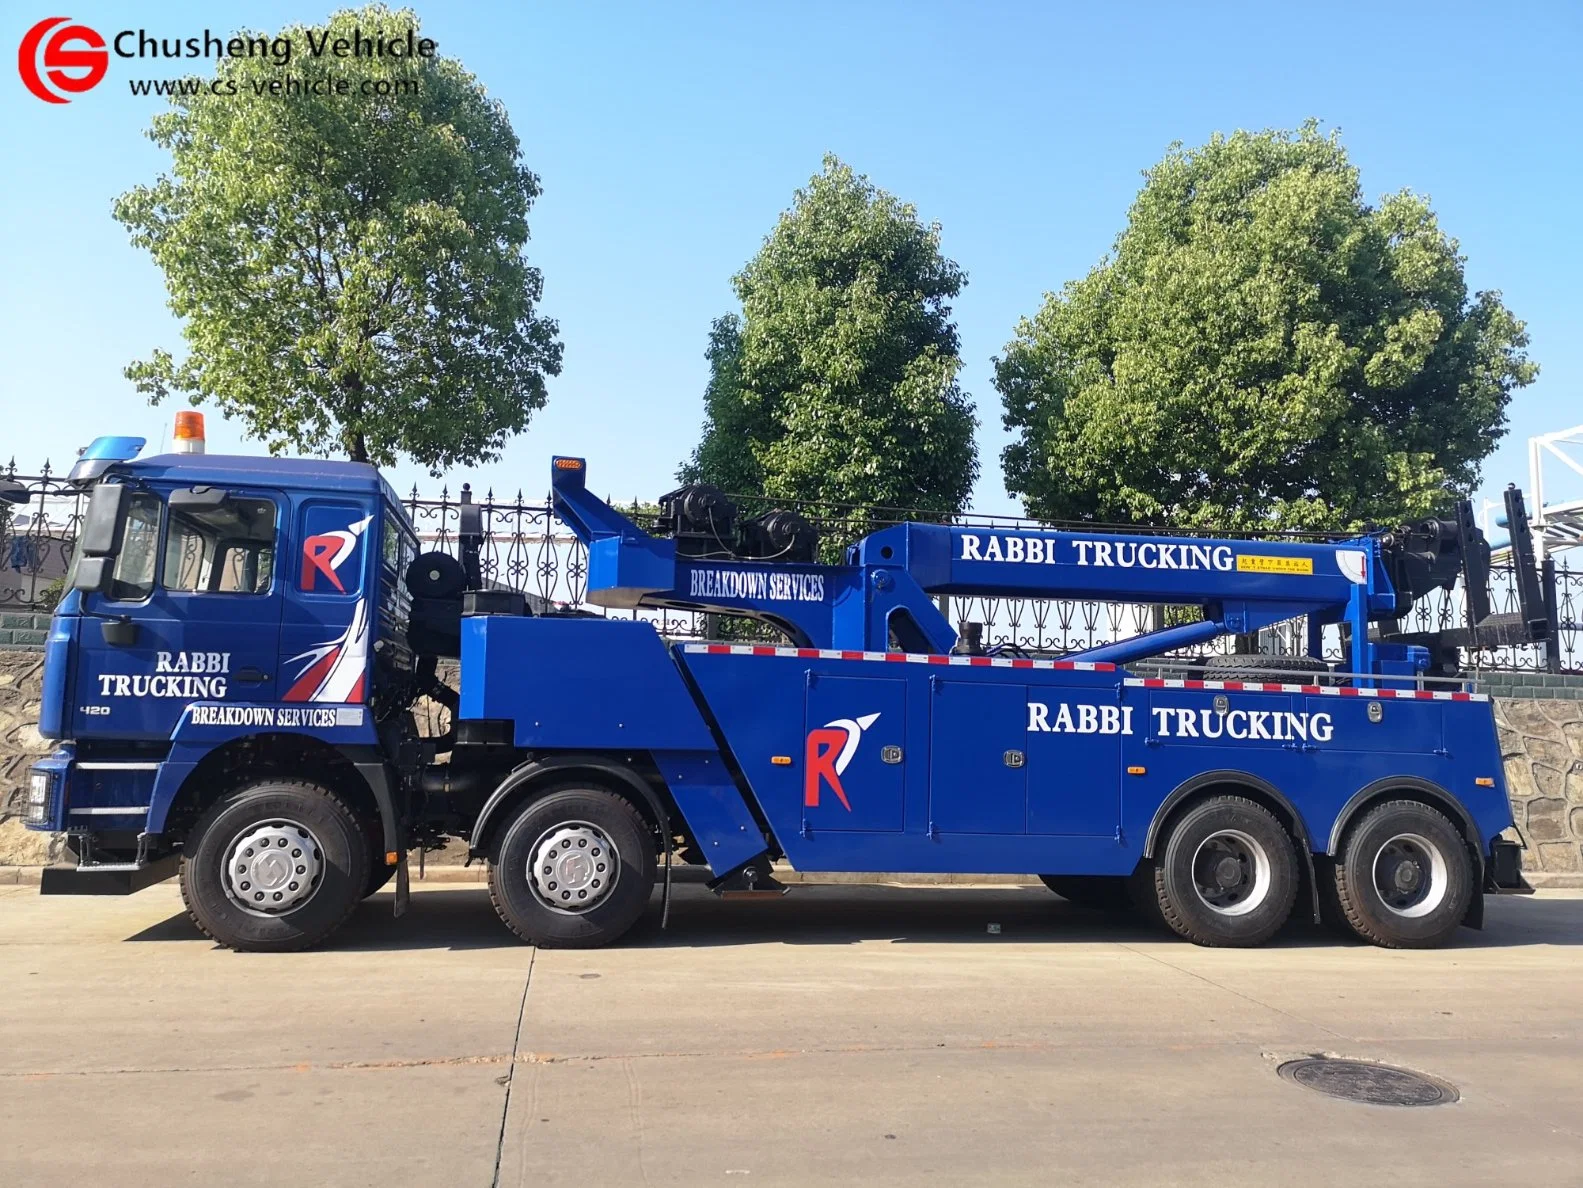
[24,771,53,824]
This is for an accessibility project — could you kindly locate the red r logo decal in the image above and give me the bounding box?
[302,535,347,592]
[804,727,851,810]
[802,712,878,812]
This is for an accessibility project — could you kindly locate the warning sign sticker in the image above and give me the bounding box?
[1236,554,1314,575]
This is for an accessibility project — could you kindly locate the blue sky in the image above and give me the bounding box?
[2,0,1579,517]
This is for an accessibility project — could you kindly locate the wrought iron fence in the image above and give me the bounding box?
[0,464,85,612]
[3,461,1577,673]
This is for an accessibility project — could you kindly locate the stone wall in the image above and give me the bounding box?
[2,648,1581,877]
[0,650,61,866]
[1496,698,1583,875]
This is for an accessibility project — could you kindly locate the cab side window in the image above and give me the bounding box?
[163,498,277,595]
[108,492,162,602]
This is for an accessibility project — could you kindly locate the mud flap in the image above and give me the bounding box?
[394,851,410,918]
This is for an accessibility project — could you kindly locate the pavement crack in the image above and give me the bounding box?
[491,947,535,1188]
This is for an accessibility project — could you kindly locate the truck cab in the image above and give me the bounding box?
[26,435,419,903]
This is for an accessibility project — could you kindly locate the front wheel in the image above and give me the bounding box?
[1151,796,1298,947]
[1332,800,1472,948]
[179,778,370,952]
[487,786,656,948]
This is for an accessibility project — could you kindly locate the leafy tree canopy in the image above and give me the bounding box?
[683,156,978,521]
[114,5,561,472]
[996,122,1536,531]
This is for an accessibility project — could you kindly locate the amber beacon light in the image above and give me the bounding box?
[172,410,206,455]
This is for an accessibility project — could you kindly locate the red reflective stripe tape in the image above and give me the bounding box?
[1300,685,1322,694]
[795,648,820,658]
[1142,679,1165,687]
[1010,658,1033,668]
[708,644,731,654]
[1451,692,1471,701]
[968,656,992,666]
[927,654,950,664]
[883,652,906,662]
[839,651,864,661]
[749,646,775,656]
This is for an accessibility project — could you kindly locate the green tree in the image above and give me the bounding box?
[678,315,760,494]
[683,156,978,521]
[114,5,561,472]
[997,122,1536,531]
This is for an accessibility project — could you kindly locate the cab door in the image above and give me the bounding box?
[72,487,285,740]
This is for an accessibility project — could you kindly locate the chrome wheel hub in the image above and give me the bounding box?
[528,822,618,914]
[223,819,324,917]
[1373,833,1448,918]
[1190,829,1272,917]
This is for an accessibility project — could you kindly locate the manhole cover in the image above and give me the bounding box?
[1277,1058,1458,1107]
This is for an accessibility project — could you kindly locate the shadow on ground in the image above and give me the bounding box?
[123,882,1583,952]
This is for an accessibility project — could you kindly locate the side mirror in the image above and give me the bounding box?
[0,478,29,506]
[73,555,115,594]
[79,484,130,557]
[168,485,231,511]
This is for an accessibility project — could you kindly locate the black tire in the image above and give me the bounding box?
[1151,796,1299,947]
[1127,863,1167,929]
[1203,653,1332,683]
[1038,875,1132,912]
[1311,855,1357,938]
[1332,800,1472,948]
[179,778,370,952]
[487,786,656,949]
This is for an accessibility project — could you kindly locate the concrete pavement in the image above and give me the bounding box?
[2,881,1580,1186]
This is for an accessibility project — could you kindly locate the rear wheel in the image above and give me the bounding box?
[179,778,369,952]
[1151,796,1298,947]
[1038,875,1131,912]
[1332,800,1472,948]
[487,786,656,948]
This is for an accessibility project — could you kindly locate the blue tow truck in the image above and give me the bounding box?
[21,426,1540,951]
